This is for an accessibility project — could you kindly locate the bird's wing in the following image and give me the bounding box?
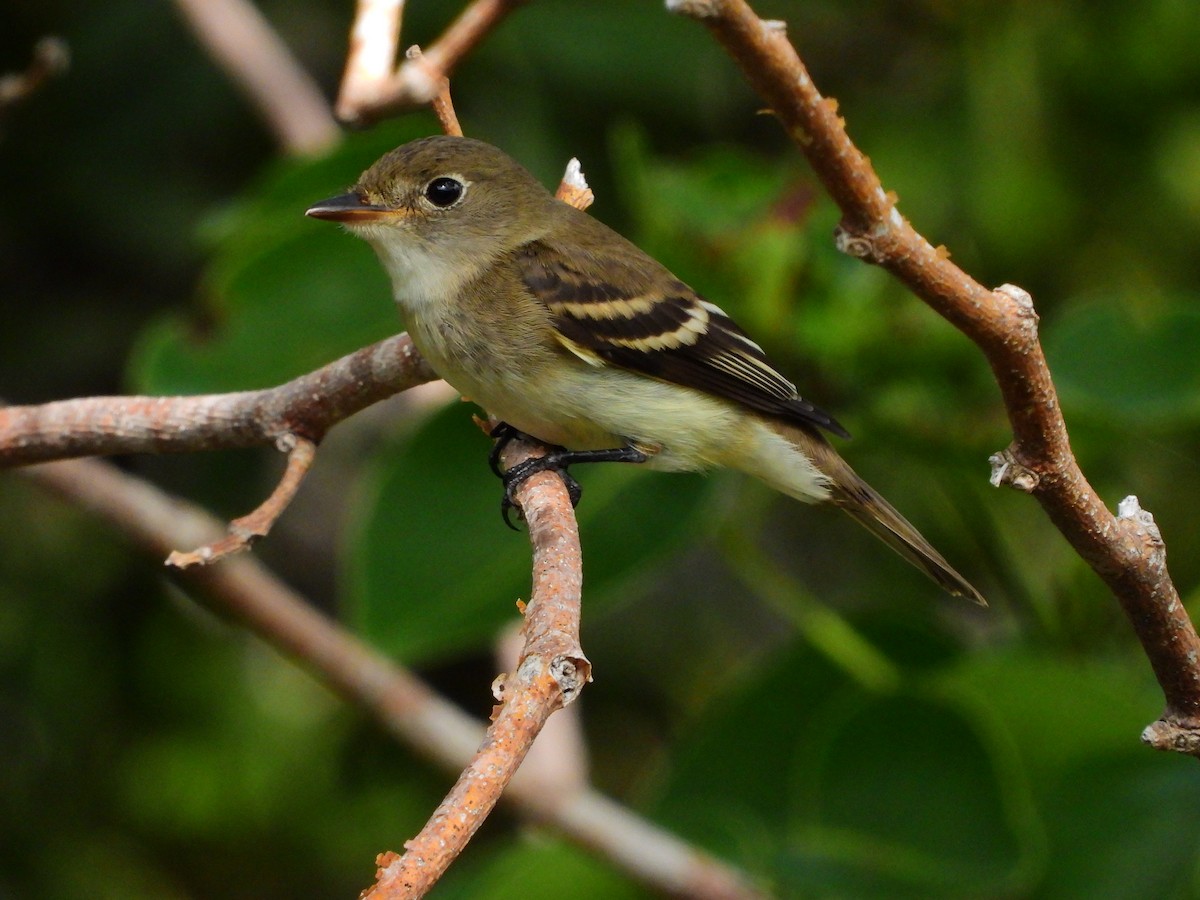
[517,239,849,438]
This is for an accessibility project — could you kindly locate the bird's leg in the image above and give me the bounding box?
[489,423,650,529]
[504,445,651,505]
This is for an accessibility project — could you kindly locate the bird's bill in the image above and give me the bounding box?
[305,192,396,223]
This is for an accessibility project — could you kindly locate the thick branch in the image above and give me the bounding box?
[0,333,437,467]
[669,0,1200,748]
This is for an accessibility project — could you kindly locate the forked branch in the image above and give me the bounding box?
[0,334,437,560]
[335,0,524,125]
[21,457,762,899]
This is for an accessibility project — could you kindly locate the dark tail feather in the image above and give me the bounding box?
[832,480,987,606]
[797,428,987,606]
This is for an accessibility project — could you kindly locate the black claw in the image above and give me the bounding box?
[488,422,521,478]
[498,451,586,528]
[501,495,522,530]
[561,470,583,507]
[491,439,650,529]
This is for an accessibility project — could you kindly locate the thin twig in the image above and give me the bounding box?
[172,0,340,155]
[167,434,318,567]
[334,0,524,126]
[668,0,1200,754]
[19,457,764,899]
[407,46,463,137]
[420,0,523,79]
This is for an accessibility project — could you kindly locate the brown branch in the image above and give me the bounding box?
[334,0,524,126]
[4,12,760,881]
[365,431,591,897]
[0,36,69,121]
[351,77,627,894]
[172,0,340,155]
[496,622,590,794]
[0,333,436,468]
[406,46,463,137]
[0,334,435,563]
[668,0,1200,753]
[19,457,763,899]
[335,0,407,121]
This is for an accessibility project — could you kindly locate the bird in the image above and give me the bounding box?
[306,135,985,605]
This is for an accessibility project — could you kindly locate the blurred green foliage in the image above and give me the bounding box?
[4,0,1200,897]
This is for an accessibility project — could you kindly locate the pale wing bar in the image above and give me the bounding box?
[521,247,849,438]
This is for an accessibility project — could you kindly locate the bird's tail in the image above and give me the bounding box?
[765,422,987,606]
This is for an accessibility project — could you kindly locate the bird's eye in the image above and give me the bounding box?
[425,177,464,208]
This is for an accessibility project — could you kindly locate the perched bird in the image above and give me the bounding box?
[307,135,985,605]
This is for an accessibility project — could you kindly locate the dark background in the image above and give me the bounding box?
[4,1,1200,897]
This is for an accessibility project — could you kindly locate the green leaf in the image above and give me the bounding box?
[1037,754,1200,900]
[650,633,1039,897]
[436,837,649,900]
[608,126,816,338]
[344,403,712,663]
[131,233,394,394]
[787,690,1027,897]
[932,651,1197,898]
[648,643,850,856]
[128,123,433,394]
[1044,297,1200,425]
[937,652,1157,779]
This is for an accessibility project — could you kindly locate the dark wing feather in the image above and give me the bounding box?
[518,239,849,439]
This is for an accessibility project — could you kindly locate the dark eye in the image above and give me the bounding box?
[425,177,464,207]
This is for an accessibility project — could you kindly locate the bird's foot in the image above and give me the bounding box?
[490,424,580,529]
[500,450,585,529]
[490,424,650,530]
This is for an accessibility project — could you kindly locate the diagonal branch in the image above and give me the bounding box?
[166,433,318,568]
[20,457,764,899]
[667,0,1200,754]
[172,0,340,155]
